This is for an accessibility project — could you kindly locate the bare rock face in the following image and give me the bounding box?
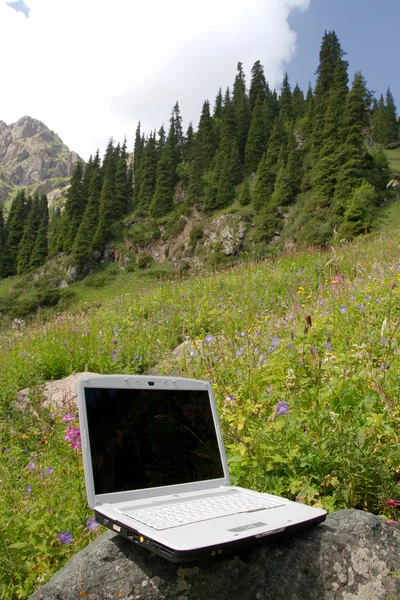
[29,510,400,600]
[0,116,80,205]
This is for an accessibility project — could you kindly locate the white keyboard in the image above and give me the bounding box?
[124,491,285,530]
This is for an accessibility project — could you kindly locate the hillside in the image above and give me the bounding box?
[0,116,80,209]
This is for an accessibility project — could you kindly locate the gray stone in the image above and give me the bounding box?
[29,510,400,600]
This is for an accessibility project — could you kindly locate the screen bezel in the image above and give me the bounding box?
[77,375,230,509]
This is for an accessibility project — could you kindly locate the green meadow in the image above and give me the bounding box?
[1,203,400,598]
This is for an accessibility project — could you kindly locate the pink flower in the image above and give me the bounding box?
[62,413,75,422]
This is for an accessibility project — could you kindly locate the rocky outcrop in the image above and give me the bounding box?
[29,510,400,600]
[0,116,80,205]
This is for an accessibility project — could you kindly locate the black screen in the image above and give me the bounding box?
[85,388,225,495]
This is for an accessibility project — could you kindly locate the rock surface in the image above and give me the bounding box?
[29,510,400,600]
[18,371,99,410]
[0,116,80,205]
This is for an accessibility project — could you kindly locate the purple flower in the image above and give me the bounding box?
[112,339,118,345]
[40,468,44,477]
[27,460,35,470]
[225,394,236,403]
[86,517,99,531]
[380,339,388,345]
[339,306,347,314]
[310,346,318,357]
[47,467,54,475]
[275,402,289,416]
[205,334,213,343]
[235,346,245,358]
[62,413,75,423]
[26,484,32,494]
[64,426,81,450]
[324,342,333,352]
[356,304,363,311]
[270,337,280,352]
[57,531,73,544]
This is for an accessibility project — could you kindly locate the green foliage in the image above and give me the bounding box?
[189,223,204,250]
[338,181,376,239]
[2,226,400,598]
[238,178,252,206]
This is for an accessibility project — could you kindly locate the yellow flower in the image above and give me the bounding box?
[22,434,29,439]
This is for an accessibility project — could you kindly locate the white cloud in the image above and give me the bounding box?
[0,0,309,159]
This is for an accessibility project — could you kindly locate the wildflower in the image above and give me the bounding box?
[27,460,35,470]
[339,306,347,314]
[112,340,118,345]
[225,394,236,403]
[324,342,333,352]
[235,346,245,358]
[205,334,213,343]
[86,517,99,531]
[387,500,400,508]
[64,426,81,450]
[62,413,75,423]
[380,339,388,345]
[318,299,325,307]
[269,337,280,352]
[47,467,54,475]
[58,531,73,544]
[310,346,318,357]
[305,315,312,327]
[26,484,32,494]
[276,401,289,416]
[386,520,398,525]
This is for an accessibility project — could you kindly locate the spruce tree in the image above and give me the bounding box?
[114,139,129,219]
[279,73,293,123]
[2,190,30,276]
[301,84,314,137]
[214,88,223,119]
[92,144,118,252]
[48,207,62,257]
[62,160,85,252]
[245,100,269,174]
[187,101,216,203]
[132,123,144,207]
[0,206,5,276]
[252,152,275,210]
[372,95,385,145]
[233,62,250,163]
[151,151,174,217]
[16,193,41,274]
[382,88,398,146]
[292,84,305,121]
[271,132,303,207]
[29,195,49,270]
[73,152,102,266]
[238,177,252,206]
[249,60,268,114]
[136,133,158,210]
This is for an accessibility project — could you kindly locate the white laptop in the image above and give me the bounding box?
[77,374,326,562]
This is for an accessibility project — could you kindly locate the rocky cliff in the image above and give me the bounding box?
[0,116,80,206]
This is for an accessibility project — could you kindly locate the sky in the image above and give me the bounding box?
[1,0,398,161]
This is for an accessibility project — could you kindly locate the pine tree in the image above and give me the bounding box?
[132,123,144,207]
[312,31,347,162]
[29,195,49,270]
[62,160,85,252]
[92,144,118,252]
[292,84,305,121]
[151,151,174,217]
[245,100,269,174]
[0,206,5,276]
[238,178,252,206]
[252,152,275,210]
[1,190,30,276]
[136,133,158,210]
[382,88,398,146]
[114,139,129,219]
[48,207,63,257]
[72,152,102,266]
[16,193,41,274]
[187,101,217,203]
[279,73,293,123]
[372,95,385,145]
[249,61,268,114]
[214,88,223,119]
[338,181,375,238]
[301,84,314,137]
[333,72,370,213]
[233,62,250,163]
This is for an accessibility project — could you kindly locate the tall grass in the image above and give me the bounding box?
[1,225,400,598]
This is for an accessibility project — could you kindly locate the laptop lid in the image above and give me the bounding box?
[77,375,230,509]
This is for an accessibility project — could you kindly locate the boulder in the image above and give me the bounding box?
[17,372,99,410]
[29,510,400,600]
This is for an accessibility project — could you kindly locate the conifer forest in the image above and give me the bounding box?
[0,31,398,279]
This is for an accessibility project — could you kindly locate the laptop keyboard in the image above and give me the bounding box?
[123,491,285,530]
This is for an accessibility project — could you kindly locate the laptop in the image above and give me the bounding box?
[77,374,326,562]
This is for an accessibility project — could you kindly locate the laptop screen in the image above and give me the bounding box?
[85,387,225,495]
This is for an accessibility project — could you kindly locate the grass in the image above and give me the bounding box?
[1,224,400,598]
[385,147,400,177]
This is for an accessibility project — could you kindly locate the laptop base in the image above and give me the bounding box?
[95,511,327,563]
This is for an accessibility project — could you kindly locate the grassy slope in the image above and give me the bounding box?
[1,150,400,599]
